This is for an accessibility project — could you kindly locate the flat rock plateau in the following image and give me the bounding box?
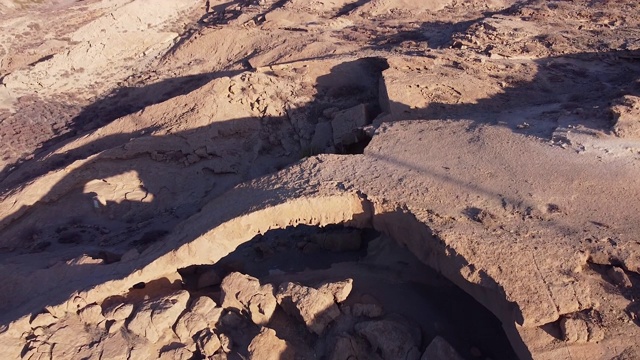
[1,0,640,359]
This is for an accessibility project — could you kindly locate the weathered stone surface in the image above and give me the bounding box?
[103,303,134,321]
[607,267,633,288]
[611,95,640,139]
[196,328,221,357]
[317,278,353,303]
[101,331,132,360]
[30,313,57,328]
[561,316,589,343]
[158,347,193,360]
[311,121,334,151]
[78,304,104,324]
[355,320,420,360]
[174,297,223,342]
[276,282,340,335]
[127,290,190,343]
[220,272,277,325]
[248,327,294,360]
[421,336,464,360]
[332,104,368,146]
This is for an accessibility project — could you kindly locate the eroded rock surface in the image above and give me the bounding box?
[1,0,640,359]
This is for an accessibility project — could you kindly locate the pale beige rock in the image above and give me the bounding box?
[127,290,189,343]
[276,282,340,335]
[421,336,464,360]
[159,347,193,360]
[174,297,223,343]
[317,278,353,303]
[219,332,233,353]
[247,327,294,360]
[607,267,633,288]
[220,272,277,325]
[332,104,368,146]
[330,334,380,360]
[561,317,589,343]
[355,320,420,360]
[78,304,104,324]
[108,319,126,334]
[611,95,640,139]
[30,313,57,329]
[101,331,131,360]
[103,303,134,321]
[196,329,221,357]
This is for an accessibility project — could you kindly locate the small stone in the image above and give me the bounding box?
[102,303,134,321]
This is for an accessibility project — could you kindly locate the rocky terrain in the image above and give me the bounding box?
[0,0,640,359]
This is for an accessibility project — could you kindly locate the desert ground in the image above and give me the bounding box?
[0,0,640,359]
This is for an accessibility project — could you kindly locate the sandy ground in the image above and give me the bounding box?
[0,0,640,359]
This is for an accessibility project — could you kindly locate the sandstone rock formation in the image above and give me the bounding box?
[1,0,640,359]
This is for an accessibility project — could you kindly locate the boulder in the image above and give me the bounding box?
[355,320,420,360]
[561,316,589,343]
[276,282,340,335]
[248,327,294,360]
[174,296,223,342]
[317,278,353,303]
[158,347,192,360]
[421,336,464,360]
[220,272,277,325]
[196,329,221,357]
[332,104,368,146]
[611,95,640,139]
[127,290,190,343]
